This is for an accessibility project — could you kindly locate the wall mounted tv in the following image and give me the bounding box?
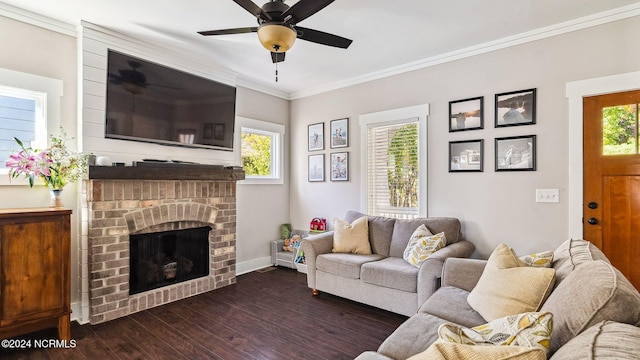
[105,50,236,151]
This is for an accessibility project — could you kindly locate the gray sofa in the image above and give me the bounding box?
[356,239,640,359]
[300,211,475,317]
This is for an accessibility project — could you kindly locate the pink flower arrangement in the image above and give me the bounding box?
[5,129,89,190]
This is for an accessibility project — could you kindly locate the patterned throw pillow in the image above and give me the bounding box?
[437,311,553,351]
[519,250,554,268]
[407,343,546,360]
[402,225,446,268]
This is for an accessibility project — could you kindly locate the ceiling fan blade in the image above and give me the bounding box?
[282,0,334,24]
[198,27,258,36]
[295,26,352,49]
[233,0,271,21]
[271,52,285,63]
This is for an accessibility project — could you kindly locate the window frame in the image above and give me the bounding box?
[359,104,429,218]
[235,116,285,185]
[0,68,62,185]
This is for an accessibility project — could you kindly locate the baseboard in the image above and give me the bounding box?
[236,256,273,275]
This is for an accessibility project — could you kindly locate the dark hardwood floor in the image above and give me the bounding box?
[0,267,407,359]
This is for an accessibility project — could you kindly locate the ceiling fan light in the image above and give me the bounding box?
[257,24,296,52]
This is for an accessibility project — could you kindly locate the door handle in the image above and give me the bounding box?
[587,217,599,225]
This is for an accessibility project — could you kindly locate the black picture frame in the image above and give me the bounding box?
[495,135,537,171]
[203,123,213,139]
[308,123,324,151]
[449,96,484,132]
[330,152,349,181]
[308,154,324,182]
[449,139,484,172]
[330,118,349,148]
[495,88,536,127]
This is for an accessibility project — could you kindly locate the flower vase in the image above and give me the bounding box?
[49,189,63,208]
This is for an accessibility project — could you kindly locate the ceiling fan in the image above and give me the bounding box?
[198,0,353,64]
[109,61,150,95]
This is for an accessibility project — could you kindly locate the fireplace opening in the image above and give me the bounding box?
[130,226,211,295]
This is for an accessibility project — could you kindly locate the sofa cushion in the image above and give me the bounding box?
[408,343,546,360]
[377,313,448,360]
[333,216,372,254]
[467,244,556,322]
[549,321,640,360]
[361,257,419,292]
[389,217,461,257]
[437,311,553,351]
[345,211,396,256]
[403,228,446,268]
[552,238,609,285]
[316,253,385,279]
[420,286,486,328]
[540,259,640,354]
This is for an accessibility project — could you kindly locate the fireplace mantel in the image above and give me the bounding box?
[88,164,245,181]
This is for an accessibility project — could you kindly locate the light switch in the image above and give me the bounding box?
[536,189,559,203]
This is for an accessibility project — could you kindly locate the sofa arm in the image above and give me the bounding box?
[417,240,475,306]
[441,258,487,292]
[300,231,334,290]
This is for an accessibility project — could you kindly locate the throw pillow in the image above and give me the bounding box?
[408,343,546,360]
[403,225,446,268]
[437,311,553,351]
[332,216,372,254]
[467,244,556,321]
[519,250,553,268]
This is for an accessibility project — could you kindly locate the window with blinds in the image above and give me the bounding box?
[0,86,46,170]
[366,119,419,219]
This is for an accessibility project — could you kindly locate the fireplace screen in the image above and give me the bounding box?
[130,226,211,294]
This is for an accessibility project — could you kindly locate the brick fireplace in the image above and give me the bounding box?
[85,165,244,324]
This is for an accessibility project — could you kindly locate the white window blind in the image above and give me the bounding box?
[366,119,419,219]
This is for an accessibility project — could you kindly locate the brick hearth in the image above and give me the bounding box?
[86,177,238,324]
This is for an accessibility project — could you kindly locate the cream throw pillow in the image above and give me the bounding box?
[467,244,556,321]
[403,225,446,268]
[332,216,371,254]
[407,343,546,360]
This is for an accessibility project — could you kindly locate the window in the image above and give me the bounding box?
[360,104,429,218]
[0,68,62,184]
[0,86,47,167]
[236,117,284,184]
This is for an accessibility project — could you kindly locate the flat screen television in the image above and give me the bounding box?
[105,50,236,151]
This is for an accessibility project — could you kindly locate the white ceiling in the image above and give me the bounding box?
[2,0,640,98]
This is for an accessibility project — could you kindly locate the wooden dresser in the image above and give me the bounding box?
[0,208,71,340]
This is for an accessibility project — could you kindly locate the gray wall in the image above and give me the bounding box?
[290,16,640,258]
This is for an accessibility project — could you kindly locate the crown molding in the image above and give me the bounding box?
[289,3,640,100]
[0,2,76,36]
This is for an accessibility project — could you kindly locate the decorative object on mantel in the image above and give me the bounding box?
[5,128,90,207]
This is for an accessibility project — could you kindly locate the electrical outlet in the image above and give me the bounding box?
[536,189,559,203]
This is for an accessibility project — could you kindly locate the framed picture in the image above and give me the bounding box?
[214,124,225,140]
[495,135,536,171]
[449,96,483,132]
[308,154,324,182]
[330,152,349,181]
[308,123,324,151]
[495,88,536,127]
[449,139,484,172]
[203,123,213,139]
[330,118,349,148]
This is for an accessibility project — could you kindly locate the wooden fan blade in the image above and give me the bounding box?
[198,27,258,36]
[282,0,334,24]
[233,0,272,21]
[295,26,352,49]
